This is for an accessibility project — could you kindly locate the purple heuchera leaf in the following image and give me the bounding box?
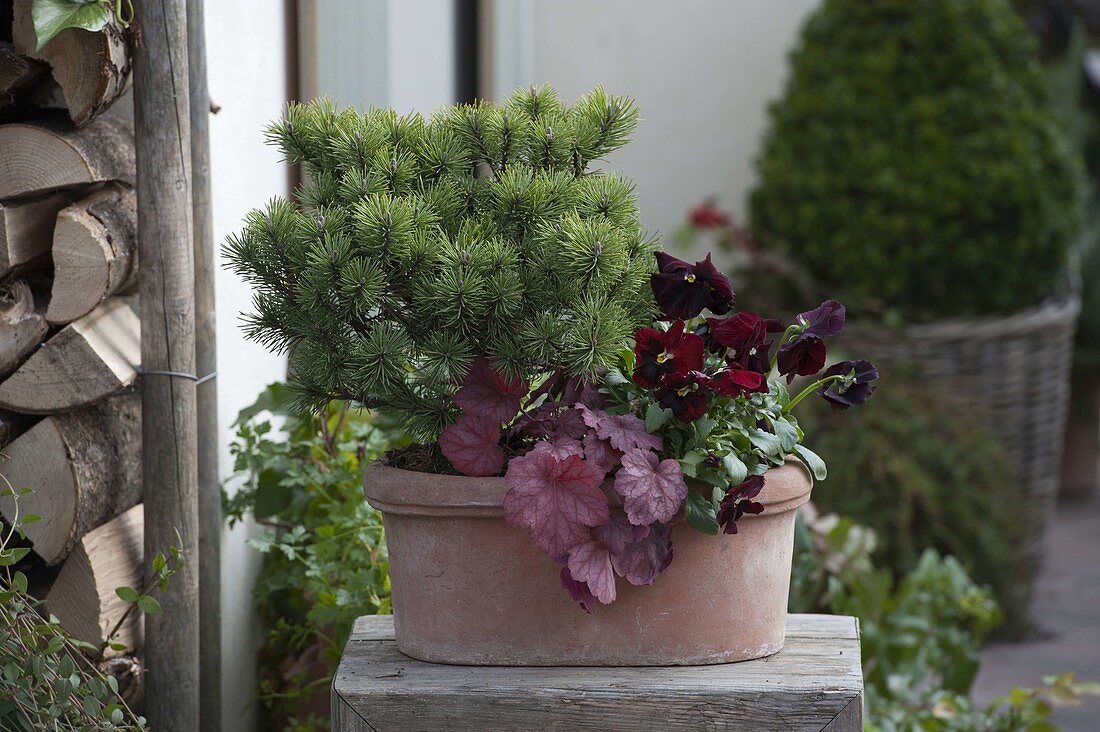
[503,449,610,559]
[529,437,585,460]
[560,565,596,614]
[614,448,689,525]
[438,414,504,476]
[592,509,649,555]
[582,432,621,475]
[454,355,528,423]
[600,413,663,453]
[567,539,617,604]
[612,522,673,586]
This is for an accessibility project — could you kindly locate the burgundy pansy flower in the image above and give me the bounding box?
[650,252,735,320]
[689,201,731,229]
[632,321,705,389]
[709,311,767,352]
[776,334,827,383]
[818,359,879,410]
[797,299,846,338]
[656,370,711,422]
[711,366,768,398]
[716,475,766,535]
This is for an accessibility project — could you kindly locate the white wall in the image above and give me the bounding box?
[205,1,291,730]
[489,0,820,246]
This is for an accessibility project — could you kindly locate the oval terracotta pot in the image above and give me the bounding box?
[363,460,812,666]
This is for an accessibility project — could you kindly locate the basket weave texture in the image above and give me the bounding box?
[844,296,1080,576]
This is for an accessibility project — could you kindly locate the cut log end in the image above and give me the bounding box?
[0,280,47,375]
[48,184,138,324]
[0,297,140,414]
[11,0,131,126]
[0,116,135,199]
[0,392,141,564]
[0,190,77,274]
[46,504,144,650]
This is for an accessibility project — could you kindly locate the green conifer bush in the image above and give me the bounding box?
[750,0,1079,320]
[224,86,656,439]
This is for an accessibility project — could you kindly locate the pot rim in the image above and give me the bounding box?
[363,458,813,518]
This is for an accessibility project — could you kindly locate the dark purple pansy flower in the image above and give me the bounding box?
[632,321,705,389]
[710,366,768,398]
[797,300,846,338]
[709,311,777,373]
[656,370,711,422]
[716,475,766,535]
[818,359,879,410]
[776,334,827,383]
[650,252,735,320]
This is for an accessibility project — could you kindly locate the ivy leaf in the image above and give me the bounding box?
[612,522,673,585]
[115,586,139,603]
[613,448,688,525]
[502,449,609,558]
[684,492,719,535]
[793,444,827,481]
[31,0,111,51]
[438,414,504,476]
[566,540,616,604]
[453,355,527,422]
[253,468,292,519]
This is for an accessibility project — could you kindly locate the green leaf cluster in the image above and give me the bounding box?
[223,383,403,731]
[799,371,1031,635]
[602,354,817,535]
[225,86,657,439]
[0,486,147,730]
[750,0,1080,321]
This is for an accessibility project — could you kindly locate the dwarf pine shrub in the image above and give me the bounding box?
[224,86,656,439]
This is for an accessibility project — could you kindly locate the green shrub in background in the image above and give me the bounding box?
[801,372,1031,634]
[751,0,1079,321]
[224,384,406,732]
[790,510,1100,730]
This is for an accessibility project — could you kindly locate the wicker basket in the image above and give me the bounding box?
[843,296,1080,580]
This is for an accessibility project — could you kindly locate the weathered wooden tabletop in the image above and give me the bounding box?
[332,614,862,731]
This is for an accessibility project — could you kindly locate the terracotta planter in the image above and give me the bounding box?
[363,460,813,666]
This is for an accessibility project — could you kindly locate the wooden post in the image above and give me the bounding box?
[187,0,221,728]
[132,1,200,730]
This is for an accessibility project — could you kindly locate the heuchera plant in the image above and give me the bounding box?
[443,251,878,611]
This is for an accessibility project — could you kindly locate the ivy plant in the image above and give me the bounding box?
[30,0,132,50]
[224,383,403,731]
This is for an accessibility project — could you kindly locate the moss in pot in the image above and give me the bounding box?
[225,86,879,665]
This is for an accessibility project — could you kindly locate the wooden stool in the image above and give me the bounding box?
[332,614,863,731]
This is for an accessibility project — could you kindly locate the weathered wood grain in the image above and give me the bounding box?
[133,0,199,728]
[333,614,863,731]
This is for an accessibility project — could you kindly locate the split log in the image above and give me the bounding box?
[0,392,141,565]
[47,184,138,324]
[11,0,131,126]
[0,280,47,375]
[0,41,48,111]
[0,116,134,198]
[46,504,143,650]
[0,297,139,413]
[0,190,77,274]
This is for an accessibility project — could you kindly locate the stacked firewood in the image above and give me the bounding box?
[0,0,143,696]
